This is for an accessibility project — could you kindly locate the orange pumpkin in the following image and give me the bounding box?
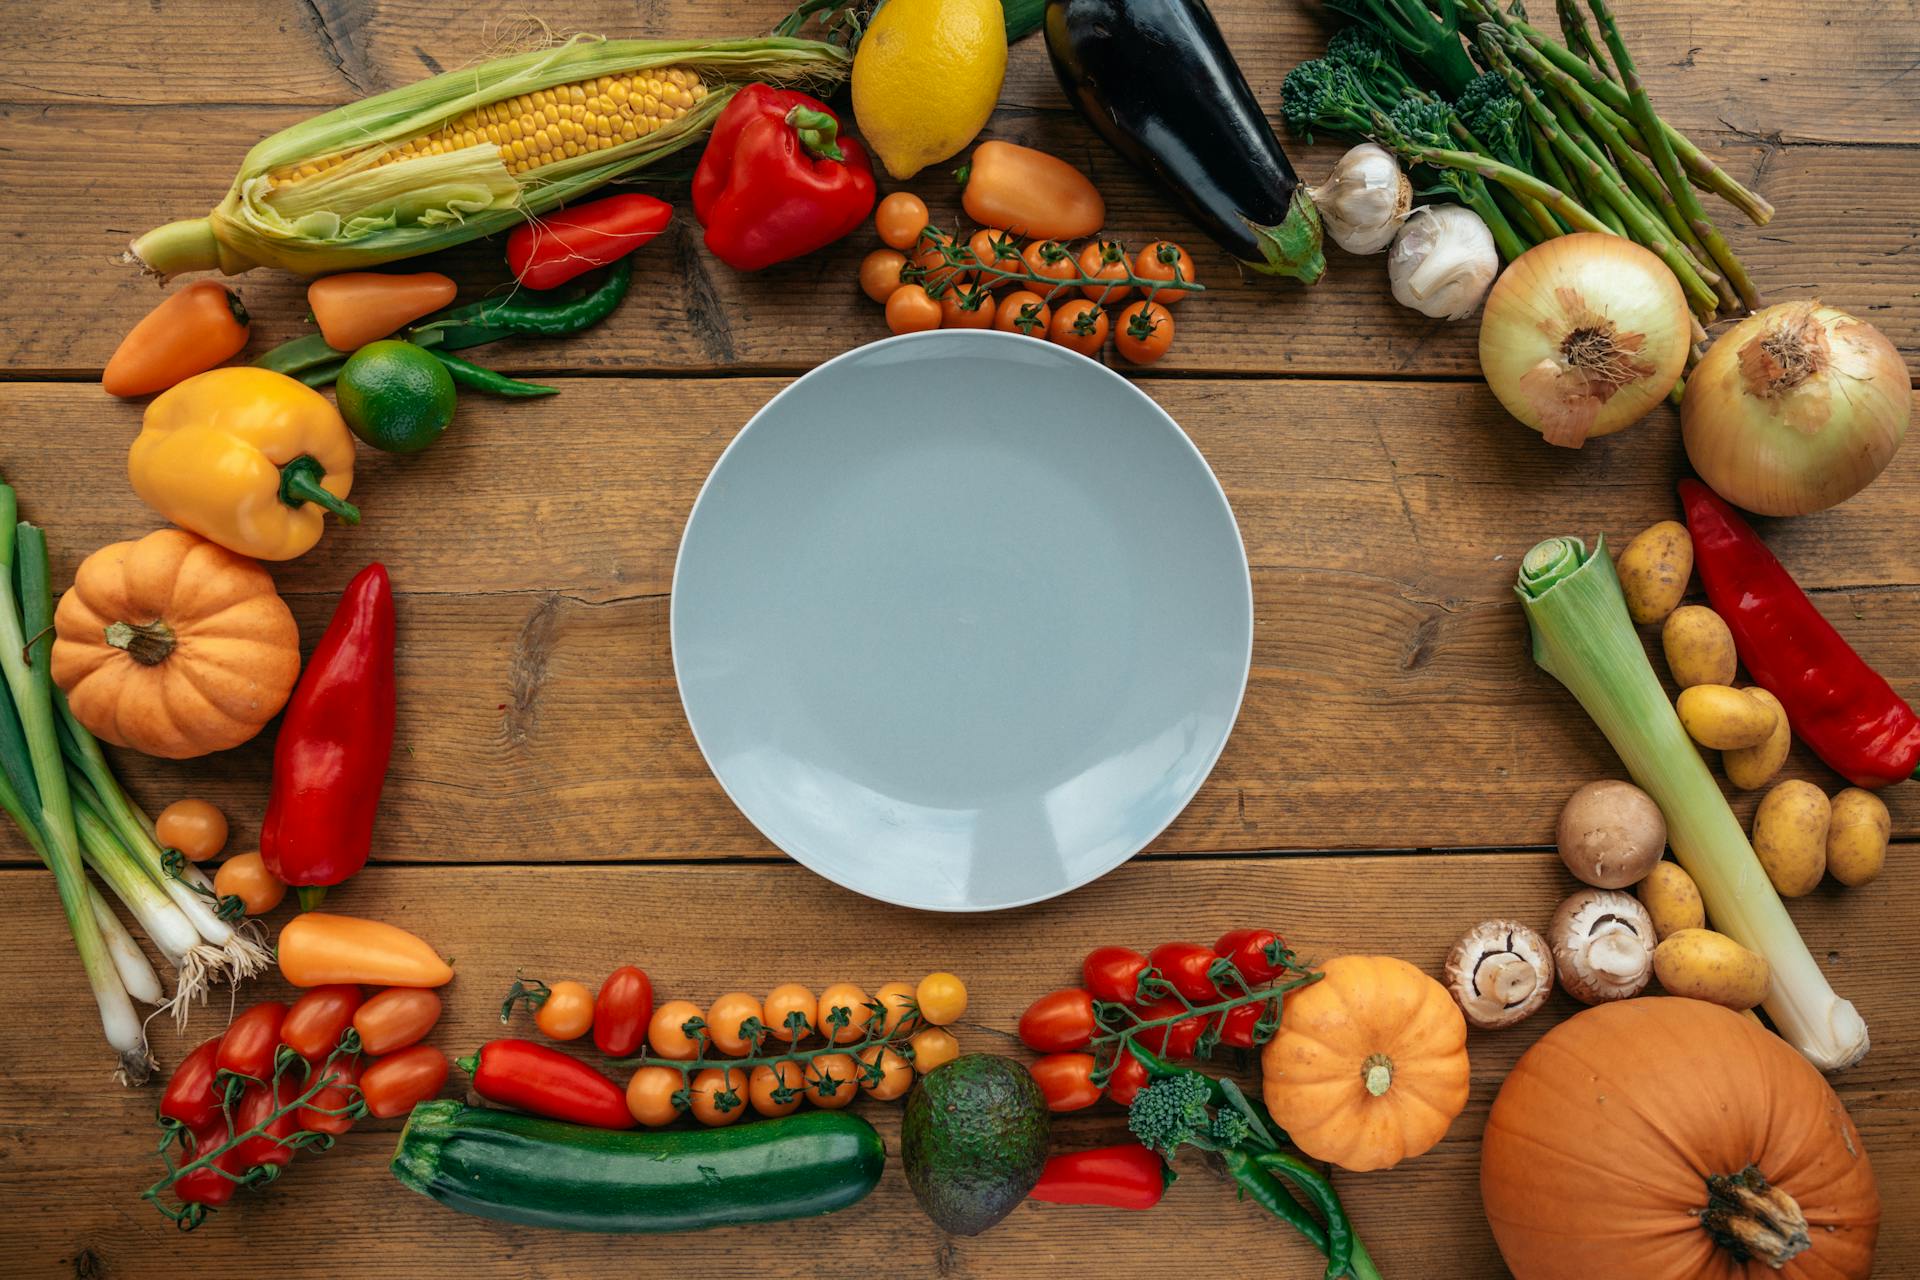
[1482,999,1878,1280]
[1261,954,1469,1172]
[52,529,301,759]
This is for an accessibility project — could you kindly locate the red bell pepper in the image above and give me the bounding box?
[1029,1143,1170,1210]
[692,83,876,271]
[459,1039,635,1130]
[506,193,672,290]
[1680,479,1920,788]
[261,563,396,909]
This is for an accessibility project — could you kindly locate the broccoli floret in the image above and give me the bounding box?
[1210,1107,1253,1149]
[1127,1071,1214,1159]
[1456,72,1531,169]
[1386,95,1456,150]
[1281,58,1374,141]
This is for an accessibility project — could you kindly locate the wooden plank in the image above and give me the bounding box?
[0,855,1911,1278]
[2,377,1915,862]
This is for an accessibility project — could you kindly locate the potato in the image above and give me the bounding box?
[1722,687,1790,790]
[1653,928,1770,1010]
[1660,605,1737,690]
[1827,787,1891,887]
[1752,779,1831,896]
[1636,861,1705,940]
[1616,521,1693,624]
[1676,684,1777,750]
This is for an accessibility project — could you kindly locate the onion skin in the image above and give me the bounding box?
[1682,301,1911,516]
[1478,234,1689,448]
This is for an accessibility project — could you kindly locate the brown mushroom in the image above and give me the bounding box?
[1549,889,1656,1005]
[1556,780,1667,888]
[1445,920,1554,1029]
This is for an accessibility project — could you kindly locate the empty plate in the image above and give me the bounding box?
[671,330,1252,911]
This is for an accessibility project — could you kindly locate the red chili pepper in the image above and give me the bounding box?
[1148,941,1222,1004]
[1083,945,1151,1005]
[261,564,396,909]
[691,84,877,272]
[159,1036,225,1130]
[215,1002,288,1082]
[232,1079,300,1172]
[1106,1047,1148,1106]
[280,984,364,1061]
[1680,480,1920,789]
[593,965,654,1057]
[1220,1001,1265,1050]
[297,1054,363,1137]
[460,1039,635,1130]
[506,193,672,290]
[1030,1143,1170,1210]
[1214,928,1289,985]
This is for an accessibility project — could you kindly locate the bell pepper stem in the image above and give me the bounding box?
[296,884,329,912]
[785,105,845,163]
[278,456,360,525]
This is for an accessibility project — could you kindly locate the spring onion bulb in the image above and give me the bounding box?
[72,788,198,969]
[1516,535,1868,1070]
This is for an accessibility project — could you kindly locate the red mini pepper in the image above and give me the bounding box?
[691,83,877,271]
[506,193,672,290]
[460,1039,635,1130]
[261,563,396,909]
[1029,1143,1170,1210]
[1680,480,1920,788]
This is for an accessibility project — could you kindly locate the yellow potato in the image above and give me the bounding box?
[1616,521,1693,625]
[1676,684,1777,751]
[1660,605,1737,690]
[1636,861,1704,940]
[1722,687,1790,791]
[1827,787,1891,887]
[1752,779,1831,897]
[1653,928,1770,1010]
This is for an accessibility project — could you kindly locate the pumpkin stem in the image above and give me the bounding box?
[1360,1052,1394,1097]
[104,618,176,666]
[1699,1165,1811,1268]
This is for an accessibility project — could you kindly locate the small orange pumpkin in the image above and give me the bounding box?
[52,529,300,759]
[1261,954,1469,1172]
[1482,998,1878,1279]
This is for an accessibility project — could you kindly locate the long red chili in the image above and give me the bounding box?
[261,563,396,909]
[459,1039,635,1130]
[1679,480,1920,788]
[1029,1143,1170,1210]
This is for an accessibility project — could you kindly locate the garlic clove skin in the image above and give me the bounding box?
[1389,204,1499,320]
[1310,143,1412,255]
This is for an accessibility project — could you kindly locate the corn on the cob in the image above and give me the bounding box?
[130,36,847,279]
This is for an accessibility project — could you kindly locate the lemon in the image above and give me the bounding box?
[853,0,1008,180]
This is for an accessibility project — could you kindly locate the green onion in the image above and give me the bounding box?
[1517,536,1868,1069]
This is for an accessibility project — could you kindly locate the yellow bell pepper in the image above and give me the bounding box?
[128,367,359,561]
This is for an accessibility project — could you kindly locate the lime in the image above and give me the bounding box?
[336,340,457,454]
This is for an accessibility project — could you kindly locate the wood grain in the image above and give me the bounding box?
[0,856,1911,1279]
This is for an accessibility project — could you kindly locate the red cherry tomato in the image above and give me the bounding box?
[1106,1047,1149,1106]
[1018,988,1096,1053]
[352,988,443,1055]
[173,1116,244,1208]
[159,1036,225,1130]
[1220,1002,1266,1050]
[216,1002,288,1081]
[231,1079,299,1172]
[1214,928,1288,986]
[360,1045,450,1119]
[1030,1053,1103,1112]
[594,965,655,1057]
[298,1054,363,1137]
[1134,996,1207,1059]
[280,985,363,1061]
[1148,942,1222,1004]
[1083,946,1151,1006]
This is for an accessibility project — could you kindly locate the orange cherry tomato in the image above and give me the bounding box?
[749,1061,807,1117]
[648,999,706,1060]
[857,1046,914,1101]
[913,237,976,298]
[1049,299,1109,357]
[534,980,594,1041]
[874,192,930,250]
[806,1054,861,1109]
[1077,238,1133,303]
[1133,241,1198,305]
[1030,1052,1103,1112]
[967,228,1024,284]
[102,281,250,398]
[909,1026,960,1073]
[885,284,943,335]
[994,290,1052,337]
[360,1044,449,1118]
[874,981,919,1038]
[860,248,910,304]
[940,285,996,330]
[764,984,818,1043]
[214,851,285,916]
[689,1067,749,1126]
[916,972,968,1026]
[297,1053,363,1136]
[1114,300,1175,365]
[352,987,443,1055]
[155,798,227,861]
[625,1065,685,1126]
[706,992,766,1057]
[1022,239,1077,295]
[280,984,363,1060]
[817,983,873,1044]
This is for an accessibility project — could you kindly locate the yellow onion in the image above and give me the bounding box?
[1478,234,1690,448]
[1682,301,1911,515]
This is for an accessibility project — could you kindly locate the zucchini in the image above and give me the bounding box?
[391,1101,885,1232]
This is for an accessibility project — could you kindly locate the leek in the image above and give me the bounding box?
[1517,536,1868,1070]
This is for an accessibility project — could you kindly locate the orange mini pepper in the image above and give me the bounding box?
[278,912,454,989]
[307,271,457,352]
[960,140,1105,242]
[103,281,251,398]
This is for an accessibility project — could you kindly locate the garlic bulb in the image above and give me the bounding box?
[1389,204,1499,320]
[1309,144,1412,254]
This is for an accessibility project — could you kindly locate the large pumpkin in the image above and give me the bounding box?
[1262,954,1470,1172]
[52,529,301,759]
[1482,998,1878,1279]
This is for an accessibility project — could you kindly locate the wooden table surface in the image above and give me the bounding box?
[2,2,1915,1275]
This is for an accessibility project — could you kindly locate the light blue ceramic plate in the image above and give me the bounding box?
[671,330,1252,911]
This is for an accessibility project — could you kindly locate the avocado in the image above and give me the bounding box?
[901,1053,1050,1236]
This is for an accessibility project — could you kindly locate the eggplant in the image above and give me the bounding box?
[1044,0,1325,284]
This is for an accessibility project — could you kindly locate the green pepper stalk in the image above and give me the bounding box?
[1367,111,1614,237]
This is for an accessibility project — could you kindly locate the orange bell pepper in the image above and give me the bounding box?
[307,271,457,352]
[103,281,250,398]
[278,912,454,989]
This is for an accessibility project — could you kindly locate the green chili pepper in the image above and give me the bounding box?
[1221,1147,1329,1252]
[1257,1152,1354,1280]
[429,351,557,398]
[255,332,351,383]
[408,257,633,351]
